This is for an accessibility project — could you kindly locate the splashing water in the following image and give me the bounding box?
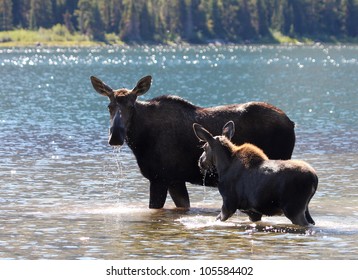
[112,146,123,176]
[202,170,207,186]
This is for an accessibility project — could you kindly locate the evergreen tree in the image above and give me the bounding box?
[139,2,155,42]
[29,0,53,29]
[180,0,193,41]
[75,0,104,40]
[2,0,358,43]
[257,0,270,37]
[346,0,358,37]
[0,0,13,30]
[119,0,141,42]
[210,0,226,40]
[237,0,257,40]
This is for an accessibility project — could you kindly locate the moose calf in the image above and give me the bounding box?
[193,121,318,226]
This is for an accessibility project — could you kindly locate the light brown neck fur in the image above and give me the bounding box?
[222,139,268,168]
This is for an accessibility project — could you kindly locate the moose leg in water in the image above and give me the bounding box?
[149,180,190,209]
[149,181,168,209]
[168,181,190,208]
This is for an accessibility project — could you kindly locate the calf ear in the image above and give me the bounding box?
[133,75,152,96]
[222,121,235,140]
[90,76,114,98]
[193,123,214,143]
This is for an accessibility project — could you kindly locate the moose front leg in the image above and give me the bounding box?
[217,186,237,221]
[149,180,168,209]
[217,203,236,221]
[216,192,237,221]
[168,181,190,209]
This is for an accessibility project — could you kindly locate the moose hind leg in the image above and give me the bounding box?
[305,188,316,225]
[285,209,309,226]
[149,181,168,209]
[168,181,190,208]
[305,208,315,225]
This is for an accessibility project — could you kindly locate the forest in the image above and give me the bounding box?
[1,0,358,44]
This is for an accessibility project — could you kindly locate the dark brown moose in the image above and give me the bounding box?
[90,75,296,209]
[193,121,318,226]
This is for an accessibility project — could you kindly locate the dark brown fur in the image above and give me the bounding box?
[90,75,296,209]
[193,121,318,226]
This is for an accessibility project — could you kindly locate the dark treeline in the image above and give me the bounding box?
[1,0,358,43]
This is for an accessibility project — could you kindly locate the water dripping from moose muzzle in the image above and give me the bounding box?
[201,167,219,187]
[108,110,125,146]
[112,146,123,178]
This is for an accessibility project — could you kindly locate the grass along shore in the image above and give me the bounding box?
[1,25,357,47]
[0,25,123,47]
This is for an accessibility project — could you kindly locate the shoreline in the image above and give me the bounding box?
[2,40,358,49]
[1,28,358,48]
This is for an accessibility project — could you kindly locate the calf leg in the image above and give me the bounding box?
[305,188,316,225]
[288,212,309,226]
[149,181,168,209]
[217,204,236,221]
[305,208,315,225]
[168,181,190,208]
[284,206,309,226]
[283,187,314,226]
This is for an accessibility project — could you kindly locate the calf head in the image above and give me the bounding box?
[90,75,152,146]
[193,121,235,172]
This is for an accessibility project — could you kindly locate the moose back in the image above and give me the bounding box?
[90,75,296,209]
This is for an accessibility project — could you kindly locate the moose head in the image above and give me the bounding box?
[90,75,152,146]
[193,121,235,173]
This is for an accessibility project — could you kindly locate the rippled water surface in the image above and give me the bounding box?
[0,45,357,259]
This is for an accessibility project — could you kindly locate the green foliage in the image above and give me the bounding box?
[0,25,94,46]
[2,0,358,44]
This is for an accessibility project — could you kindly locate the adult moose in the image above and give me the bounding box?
[90,75,295,209]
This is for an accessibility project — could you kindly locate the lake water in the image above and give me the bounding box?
[0,44,357,260]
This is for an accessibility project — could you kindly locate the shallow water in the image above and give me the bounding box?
[0,45,357,259]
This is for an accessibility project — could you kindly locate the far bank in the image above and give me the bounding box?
[1,26,357,48]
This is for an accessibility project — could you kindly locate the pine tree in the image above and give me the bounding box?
[211,0,225,40]
[346,0,358,36]
[75,0,104,40]
[2,0,357,43]
[257,0,270,37]
[29,0,53,29]
[139,2,155,42]
[0,0,13,31]
[119,0,140,42]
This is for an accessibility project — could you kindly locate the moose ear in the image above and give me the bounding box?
[90,76,114,98]
[222,121,235,140]
[132,75,152,96]
[193,123,214,143]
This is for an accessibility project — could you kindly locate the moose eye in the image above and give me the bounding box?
[107,104,114,111]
